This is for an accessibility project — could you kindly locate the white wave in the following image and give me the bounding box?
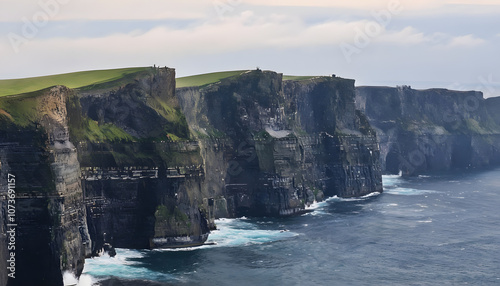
[82,248,178,282]
[63,271,94,286]
[384,187,437,196]
[382,174,403,188]
[302,197,338,216]
[305,199,329,210]
[155,218,298,252]
[303,192,381,217]
[361,191,381,198]
[327,192,381,202]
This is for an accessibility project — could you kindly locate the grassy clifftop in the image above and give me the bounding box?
[1,67,321,95]
[0,67,188,143]
[176,70,249,88]
[176,71,319,88]
[0,67,149,97]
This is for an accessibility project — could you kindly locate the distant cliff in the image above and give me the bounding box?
[356,86,500,175]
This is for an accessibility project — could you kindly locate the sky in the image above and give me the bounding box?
[1,0,500,96]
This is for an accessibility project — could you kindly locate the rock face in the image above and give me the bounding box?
[177,71,383,216]
[72,68,211,251]
[2,66,500,285]
[0,67,383,285]
[355,86,500,175]
[0,87,90,285]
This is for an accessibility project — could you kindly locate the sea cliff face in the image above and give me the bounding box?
[71,68,211,251]
[0,67,384,285]
[355,86,500,175]
[0,87,90,285]
[177,71,383,217]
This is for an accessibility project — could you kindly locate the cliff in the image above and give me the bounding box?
[0,67,383,285]
[0,87,90,285]
[70,67,211,252]
[0,67,208,284]
[355,86,500,175]
[177,70,383,216]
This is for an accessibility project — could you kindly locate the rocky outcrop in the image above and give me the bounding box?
[355,86,500,175]
[0,86,90,285]
[485,96,500,126]
[71,68,212,252]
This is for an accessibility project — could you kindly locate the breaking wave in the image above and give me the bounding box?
[82,218,298,282]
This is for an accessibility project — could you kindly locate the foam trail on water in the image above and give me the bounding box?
[384,187,437,196]
[83,248,179,282]
[382,174,437,196]
[157,218,298,252]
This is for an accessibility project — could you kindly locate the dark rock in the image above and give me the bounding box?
[0,67,384,285]
[177,71,383,218]
[356,86,500,175]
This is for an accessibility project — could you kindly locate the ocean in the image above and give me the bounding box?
[77,168,500,286]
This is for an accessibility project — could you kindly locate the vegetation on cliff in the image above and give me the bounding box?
[0,67,149,97]
[176,70,248,88]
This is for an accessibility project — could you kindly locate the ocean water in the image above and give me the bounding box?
[79,168,500,286]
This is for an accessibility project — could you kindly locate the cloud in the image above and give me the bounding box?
[3,0,499,25]
[1,12,370,61]
[243,0,500,9]
[377,28,486,49]
[446,34,486,47]
[0,0,208,22]
[448,0,500,5]
[0,3,496,82]
[0,11,488,70]
[377,27,428,45]
[242,0,442,10]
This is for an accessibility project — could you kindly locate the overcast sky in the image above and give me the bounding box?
[1,0,499,96]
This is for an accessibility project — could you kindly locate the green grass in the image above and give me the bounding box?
[0,90,42,126]
[0,67,149,97]
[464,118,490,134]
[283,75,317,81]
[176,70,248,88]
[76,119,135,143]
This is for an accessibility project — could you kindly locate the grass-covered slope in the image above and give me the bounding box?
[0,67,149,97]
[176,70,249,88]
[0,67,189,143]
[176,71,319,88]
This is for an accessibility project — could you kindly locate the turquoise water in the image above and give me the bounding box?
[80,168,500,286]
